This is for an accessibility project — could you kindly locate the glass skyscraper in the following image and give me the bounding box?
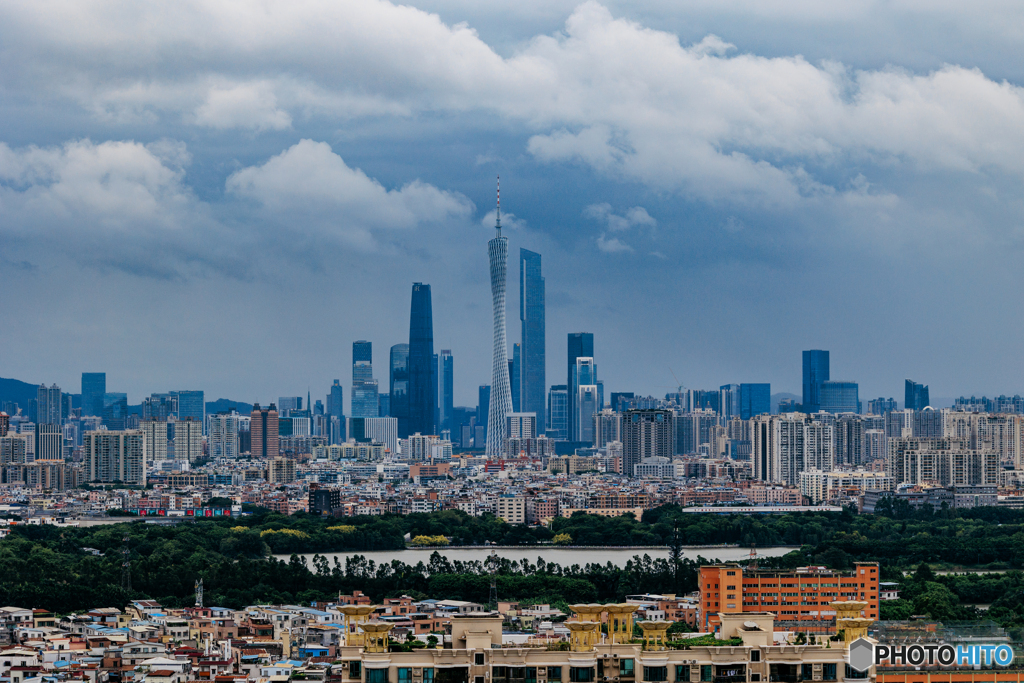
[821,380,859,414]
[905,379,930,410]
[408,283,435,436]
[351,341,379,419]
[439,350,453,437]
[390,344,410,437]
[102,392,128,430]
[802,349,830,412]
[739,383,771,419]
[510,345,521,413]
[567,332,594,442]
[174,390,205,431]
[547,385,568,440]
[519,248,546,433]
[82,372,106,418]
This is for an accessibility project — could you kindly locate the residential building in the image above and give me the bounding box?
[209,412,240,459]
[750,413,834,485]
[251,404,280,459]
[140,420,170,461]
[85,430,146,484]
[267,457,296,484]
[621,409,675,477]
[174,418,203,462]
[496,494,525,524]
[887,437,998,487]
[36,384,63,425]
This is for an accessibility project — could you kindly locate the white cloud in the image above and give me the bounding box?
[193,81,292,131]
[225,139,473,249]
[596,233,633,253]
[584,202,655,231]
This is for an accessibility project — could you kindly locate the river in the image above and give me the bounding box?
[277,545,796,568]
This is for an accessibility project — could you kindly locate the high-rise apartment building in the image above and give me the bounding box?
[348,416,399,455]
[438,349,453,437]
[506,413,537,440]
[547,385,568,440]
[887,436,998,487]
[409,283,435,437]
[34,423,63,461]
[739,383,771,420]
[520,248,546,433]
[750,413,835,485]
[267,457,296,484]
[567,333,595,441]
[140,420,170,461]
[85,430,146,484]
[37,384,64,425]
[174,418,203,462]
[621,409,675,477]
[802,350,829,412]
[905,379,930,410]
[250,403,279,459]
[820,380,859,414]
[209,412,240,459]
[593,408,621,448]
[676,409,718,455]
[867,397,897,415]
[0,412,8,437]
[81,373,106,418]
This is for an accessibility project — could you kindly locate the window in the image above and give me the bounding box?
[475,654,486,666]
[751,652,761,663]
[675,666,690,682]
[822,665,836,681]
[424,671,435,683]
[367,670,387,683]
[570,668,595,683]
[844,666,868,681]
[548,668,562,681]
[644,668,667,682]
[751,676,760,682]
[701,666,712,683]
[399,669,413,683]
[801,665,812,681]
[622,660,635,677]
[349,663,362,679]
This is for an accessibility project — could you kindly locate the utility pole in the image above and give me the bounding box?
[120,533,132,593]
[195,578,204,608]
[488,549,498,611]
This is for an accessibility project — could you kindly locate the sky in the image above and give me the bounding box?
[2,0,1024,408]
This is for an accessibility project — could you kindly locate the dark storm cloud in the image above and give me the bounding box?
[1,0,1023,404]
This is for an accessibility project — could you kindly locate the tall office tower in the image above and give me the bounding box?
[102,393,128,430]
[439,350,454,436]
[140,420,170,461]
[378,394,390,418]
[547,385,568,440]
[278,396,302,416]
[390,344,410,436]
[622,409,675,478]
[34,423,63,461]
[209,412,240,459]
[174,418,203,462]
[510,344,521,412]
[37,384,63,425]
[432,352,440,432]
[868,397,898,415]
[572,357,598,442]
[328,379,345,442]
[739,383,771,420]
[690,389,721,414]
[485,185,513,458]
[81,373,106,417]
[477,385,491,442]
[84,430,146,484]
[175,391,205,429]
[905,380,930,410]
[350,342,379,420]
[250,403,279,459]
[593,408,621,448]
[520,248,546,433]
[409,283,436,436]
[750,414,834,485]
[719,384,740,421]
[567,332,594,442]
[142,393,178,421]
[820,381,859,414]
[802,349,830,412]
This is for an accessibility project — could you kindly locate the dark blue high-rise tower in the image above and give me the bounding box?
[802,350,829,412]
[520,248,546,432]
[81,373,106,418]
[408,283,435,437]
[567,332,594,442]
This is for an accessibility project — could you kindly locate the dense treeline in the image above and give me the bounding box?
[8,504,1024,622]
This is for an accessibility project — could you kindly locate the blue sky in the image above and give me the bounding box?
[1,0,1023,407]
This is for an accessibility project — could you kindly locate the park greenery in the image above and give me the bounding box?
[5,503,1024,626]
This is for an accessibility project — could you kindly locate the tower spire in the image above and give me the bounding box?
[495,175,501,234]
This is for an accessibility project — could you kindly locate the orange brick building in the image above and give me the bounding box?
[700,562,879,633]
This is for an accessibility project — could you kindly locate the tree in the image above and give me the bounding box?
[553,533,572,545]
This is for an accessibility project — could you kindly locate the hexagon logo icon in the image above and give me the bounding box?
[849,638,874,671]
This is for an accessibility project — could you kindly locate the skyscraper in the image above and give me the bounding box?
[439,349,453,437]
[905,379,930,411]
[485,182,513,457]
[351,341,379,419]
[622,409,675,478]
[802,350,830,412]
[820,381,859,414]
[547,385,568,440]
[510,345,521,413]
[175,391,205,429]
[209,412,240,459]
[85,430,146,484]
[36,384,63,425]
[328,379,345,443]
[567,332,594,442]
[409,283,435,436]
[390,344,410,436]
[432,352,440,432]
[81,373,106,418]
[573,357,598,442]
[250,403,279,459]
[520,248,546,434]
[477,385,491,443]
[102,393,128,430]
[739,383,771,420]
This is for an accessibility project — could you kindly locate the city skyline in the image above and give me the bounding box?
[4,2,1024,406]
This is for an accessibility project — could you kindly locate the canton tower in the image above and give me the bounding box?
[486,177,513,457]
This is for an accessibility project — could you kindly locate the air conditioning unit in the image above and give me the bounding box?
[613,654,619,659]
